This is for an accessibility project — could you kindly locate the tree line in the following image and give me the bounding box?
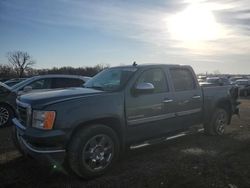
[0,51,109,80]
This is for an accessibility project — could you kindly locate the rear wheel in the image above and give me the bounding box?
[0,105,13,127]
[204,108,229,136]
[68,124,120,179]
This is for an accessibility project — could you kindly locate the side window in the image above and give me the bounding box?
[52,78,84,88]
[27,79,51,89]
[170,68,196,91]
[76,79,85,86]
[137,69,168,93]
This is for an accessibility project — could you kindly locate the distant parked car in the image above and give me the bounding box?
[206,77,230,86]
[235,79,250,97]
[229,76,244,85]
[0,74,90,127]
[4,78,27,87]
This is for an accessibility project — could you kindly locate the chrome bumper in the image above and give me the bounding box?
[13,118,66,154]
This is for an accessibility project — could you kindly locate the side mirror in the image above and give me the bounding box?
[23,86,33,92]
[134,82,155,94]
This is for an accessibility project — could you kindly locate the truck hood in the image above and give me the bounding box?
[18,87,104,108]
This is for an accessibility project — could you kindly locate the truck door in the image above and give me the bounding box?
[169,67,203,129]
[125,68,177,142]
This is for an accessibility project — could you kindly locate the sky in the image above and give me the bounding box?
[0,0,250,74]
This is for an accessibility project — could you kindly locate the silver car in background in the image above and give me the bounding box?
[0,74,91,127]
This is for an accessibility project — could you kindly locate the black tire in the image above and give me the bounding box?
[0,105,14,127]
[67,124,120,179]
[204,108,229,136]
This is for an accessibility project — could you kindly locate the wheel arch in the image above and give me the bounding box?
[68,117,125,150]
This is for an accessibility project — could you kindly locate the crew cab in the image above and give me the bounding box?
[12,64,239,178]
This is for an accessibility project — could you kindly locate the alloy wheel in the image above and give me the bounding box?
[82,134,114,172]
[0,107,9,126]
[215,112,227,135]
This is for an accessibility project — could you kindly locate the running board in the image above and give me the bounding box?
[130,128,204,150]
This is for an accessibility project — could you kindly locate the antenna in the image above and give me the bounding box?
[133,61,137,66]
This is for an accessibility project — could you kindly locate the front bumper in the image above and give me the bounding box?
[13,118,66,165]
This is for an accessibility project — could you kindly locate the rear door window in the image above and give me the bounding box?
[170,68,196,91]
[136,69,169,93]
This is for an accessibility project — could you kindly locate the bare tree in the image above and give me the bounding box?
[7,51,35,78]
[0,65,16,79]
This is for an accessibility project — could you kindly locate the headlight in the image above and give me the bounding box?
[32,110,56,130]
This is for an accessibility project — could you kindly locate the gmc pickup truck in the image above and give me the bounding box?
[12,64,239,178]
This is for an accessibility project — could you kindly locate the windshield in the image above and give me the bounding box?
[5,81,19,87]
[84,67,137,91]
[11,77,34,90]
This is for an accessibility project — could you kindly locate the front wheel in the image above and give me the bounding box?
[67,124,120,179]
[204,108,229,136]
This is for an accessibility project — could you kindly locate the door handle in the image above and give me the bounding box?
[192,95,201,99]
[163,99,173,103]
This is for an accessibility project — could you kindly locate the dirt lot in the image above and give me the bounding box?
[0,99,250,188]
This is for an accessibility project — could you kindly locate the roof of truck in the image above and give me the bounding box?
[112,63,191,69]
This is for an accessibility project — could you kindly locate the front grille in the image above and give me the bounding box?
[17,105,28,126]
[16,101,31,127]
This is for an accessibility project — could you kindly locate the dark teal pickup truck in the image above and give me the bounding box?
[12,64,239,178]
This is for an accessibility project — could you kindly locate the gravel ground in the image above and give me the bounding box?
[0,99,250,188]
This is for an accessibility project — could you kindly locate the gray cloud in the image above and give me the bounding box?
[215,9,250,31]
